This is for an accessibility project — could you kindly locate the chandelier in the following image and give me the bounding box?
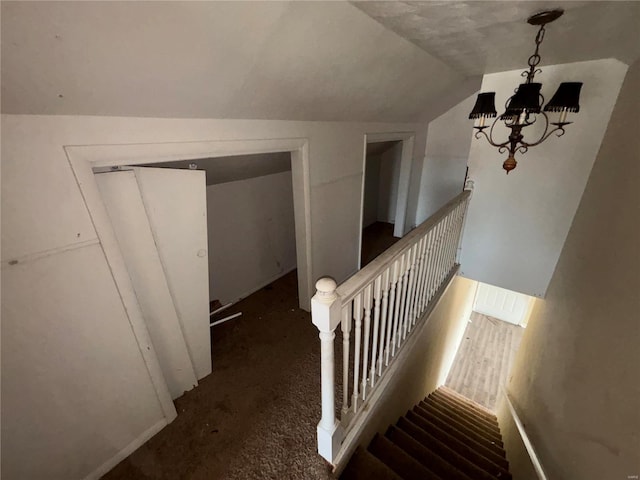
[468,9,583,173]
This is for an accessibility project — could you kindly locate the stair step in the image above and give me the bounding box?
[406,410,509,474]
[432,389,499,429]
[438,386,497,421]
[429,391,501,433]
[422,397,503,445]
[414,404,506,457]
[398,415,511,480]
[369,433,443,480]
[386,425,472,480]
[418,401,504,450]
[340,446,402,480]
[406,410,509,472]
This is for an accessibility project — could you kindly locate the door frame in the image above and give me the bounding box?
[358,131,415,269]
[65,137,313,422]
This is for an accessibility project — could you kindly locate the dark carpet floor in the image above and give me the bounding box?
[360,222,399,267]
[102,271,333,480]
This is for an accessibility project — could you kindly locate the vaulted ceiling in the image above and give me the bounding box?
[353,1,640,76]
[2,1,638,123]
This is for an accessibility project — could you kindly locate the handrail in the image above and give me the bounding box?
[501,387,548,480]
[311,187,473,464]
[337,190,471,304]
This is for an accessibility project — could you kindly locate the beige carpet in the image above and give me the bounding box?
[445,312,524,411]
[103,271,333,480]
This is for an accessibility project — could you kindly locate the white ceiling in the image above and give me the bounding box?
[0,1,464,122]
[367,140,401,156]
[142,152,292,186]
[2,1,638,122]
[353,1,640,76]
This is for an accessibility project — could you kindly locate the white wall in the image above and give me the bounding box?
[415,92,477,225]
[377,142,402,225]
[1,113,441,479]
[460,59,628,297]
[499,59,640,480]
[207,171,297,304]
[362,153,381,228]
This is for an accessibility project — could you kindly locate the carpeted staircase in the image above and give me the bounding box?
[341,386,511,480]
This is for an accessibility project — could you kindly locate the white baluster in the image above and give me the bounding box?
[361,284,373,400]
[412,236,427,325]
[448,204,463,270]
[431,219,446,299]
[444,210,457,278]
[340,304,351,418]
[391,256,404,357]
[352,293,362,412]
[440,212,455,285]
[378,268,390,376]
[397,252,410,344]
[456,197,471,263]
[311,277,344,462]
[386,260,399,365]
[403,244,417,336]
[420,228,435,312]
[370,275,382,388]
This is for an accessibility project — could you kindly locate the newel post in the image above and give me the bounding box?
[312,277,344,463]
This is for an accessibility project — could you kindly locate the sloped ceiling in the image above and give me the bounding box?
[353,1,640,76]
[3,2,638,123]
[0,1,466,122]
[141,152,291,186]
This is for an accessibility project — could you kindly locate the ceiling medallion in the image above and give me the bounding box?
[468,9,583,174]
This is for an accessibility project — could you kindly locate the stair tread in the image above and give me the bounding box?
[418,401,505,451]
[422,397,503,444]
[397,417,507,480]
[340,446,403,480]
[429,391,501,432]
[386,425,473,480]
[369,433,443,480]
[432,389,499,426]
[406,410,509,472]
[438,386,497,419]
[414,404,506,457]
[340,389,511,480]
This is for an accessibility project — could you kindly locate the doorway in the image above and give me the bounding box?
[94,151,300,400]
[66,138,312,421]
[141,151,297,310]
[359,133,414,268]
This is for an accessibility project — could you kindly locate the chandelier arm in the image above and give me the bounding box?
[474,128,499,146]
[519,112,567,148]
[488,116,511,148]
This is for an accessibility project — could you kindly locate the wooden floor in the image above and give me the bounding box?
[445,312,524,411]
[361,222,399,267]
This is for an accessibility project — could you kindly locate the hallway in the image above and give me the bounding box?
[103,271,332,480]
[445,312,524,411]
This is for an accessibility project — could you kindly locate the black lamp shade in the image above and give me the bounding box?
[469,92,497,119]
[544,82,582,113]
[501,83,542,118]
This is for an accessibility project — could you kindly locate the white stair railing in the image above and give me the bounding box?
[312,188,472,464]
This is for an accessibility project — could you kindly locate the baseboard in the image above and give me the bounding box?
[83,418,168,480]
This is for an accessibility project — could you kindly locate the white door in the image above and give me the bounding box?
[473,282,532,325]
[134,167,211,380]
[96,167,210,398]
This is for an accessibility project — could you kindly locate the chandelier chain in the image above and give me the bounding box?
[525,25,546,83]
